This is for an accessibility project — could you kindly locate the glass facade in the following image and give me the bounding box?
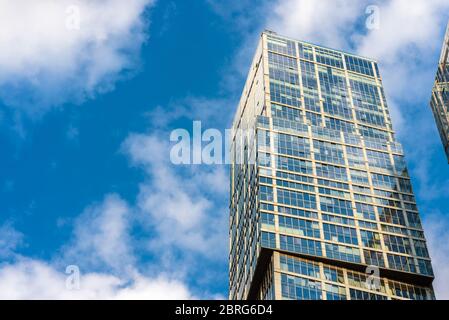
[229,31,435,300]
[430,22,449,162]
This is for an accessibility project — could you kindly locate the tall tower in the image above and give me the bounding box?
[229,31,435,300]
[430,22,449,162]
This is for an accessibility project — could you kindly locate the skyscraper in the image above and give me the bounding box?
[430,22,449,162]
[229,31,435,300]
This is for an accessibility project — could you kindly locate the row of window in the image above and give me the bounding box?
[279,254,432,300]
[268,38,377,79]
[262,231,432,276]
[266,107,397,157]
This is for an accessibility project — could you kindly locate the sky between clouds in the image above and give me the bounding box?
[0,0,449,299]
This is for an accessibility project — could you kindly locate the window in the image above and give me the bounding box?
[275,133,310,158]
[323,266,345,284]
[315,47,344,68]
[378,207,406,226]
[351,169,370,185]
[306,112,322,126]
[366,150,392,171]
[261,231,276,248]
[278,216,321,238]
[350,79,382,112]
[271,104,302,122]
[325,284,347,300]
[298,43,314,60]
[346,146,365,168]
[355,202,376,221]
[360,230,381,249]
[301,61,321,113]
[363,250,385,267]
[281,274,322,300]
[280,255,320,278]
[414,240,429,258]
[406,211,422,229]
[270,67,299,86]
[319,66,352,120]
[318,187,351,200]
[273,117,309,136]
[323,223,358,245]
[276,179,315,193]
[371,173,397,190]
[359,125,389,142]
[277,170,314,184]
[278,205,318,219]
[317,178,350,190]
[322,214,355,226]
[267,36,296,56]
[260,213,275,228]
[325,243,361,263]
[270,81,301,107]
[280,235,323,256]
[313,140,345,165]
[345,55,375,76]
[325,117,355,133]
[389,281,429,300]
[277,189,317,209]
[259,185,274,202]
[387,254,416,273]
[418,259,433,276]
[349,289,387,300]
[383,234,412,254]
[276,156,313,175]
[268,52,297,70]
[320,196,353,216]
[393,154,408,175]
[316,163,348,181]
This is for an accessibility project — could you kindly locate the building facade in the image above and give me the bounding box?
[229,31,435,300]
[430,22,449,162]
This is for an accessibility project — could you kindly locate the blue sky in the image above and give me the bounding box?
[0,0,449,299]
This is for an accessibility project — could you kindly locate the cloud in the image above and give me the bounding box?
[123,132,228,260]
[0,101,229,298]
[0,194,195,299]
[267,0,364,49]
[62,194,135,273]
[423,213,449,299]
[0,0,153,114]
[146,96,236,130]
[0,258,192,300]
[0,223,24,258]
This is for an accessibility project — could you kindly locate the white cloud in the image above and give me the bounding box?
[356,0,448,64]
[0,0,153,114]
[0,194,195,300]
[62,194,135,273]
[0,259,192,300]
[146,97,237,130]
[123,132,228,260]
[0,223,24,258]
[0,117,228,299]
[423,213,449,299]
[267,0,364,49]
